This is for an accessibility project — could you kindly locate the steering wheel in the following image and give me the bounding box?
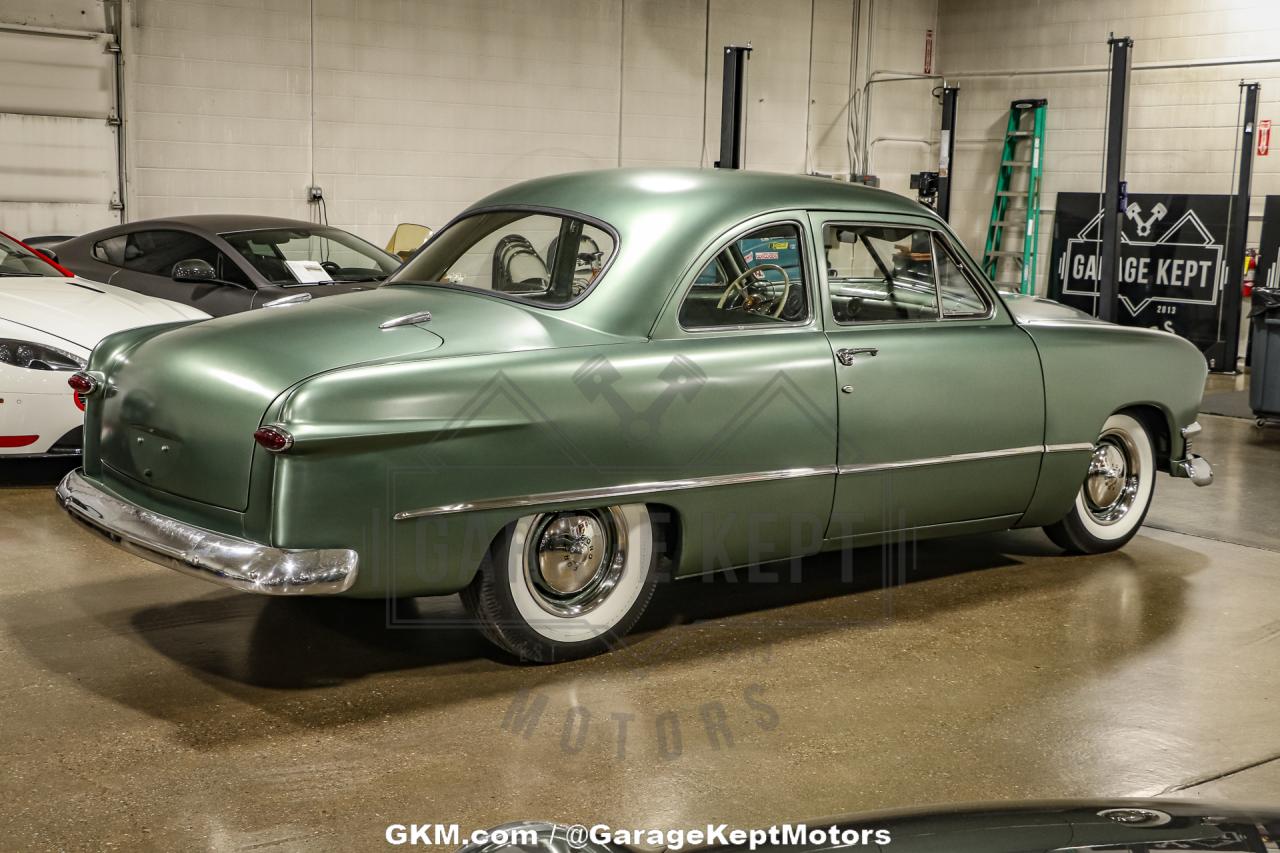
[716,263,792,319]
[320,260,342,277]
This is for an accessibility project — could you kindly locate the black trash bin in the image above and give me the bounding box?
[1249,288,1280,420]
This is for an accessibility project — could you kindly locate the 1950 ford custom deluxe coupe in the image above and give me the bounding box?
[58,168,1212,662]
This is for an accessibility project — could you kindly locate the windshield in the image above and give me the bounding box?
[219,227,399,286]
[0,233,62,278]
[391,210,615,307]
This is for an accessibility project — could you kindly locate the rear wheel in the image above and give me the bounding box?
[1044,413,1155,554]
[461,504,658,663]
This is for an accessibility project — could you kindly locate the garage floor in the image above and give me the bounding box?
[3,408,1279,850]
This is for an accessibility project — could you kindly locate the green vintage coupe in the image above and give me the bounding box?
[57,169,1212,662]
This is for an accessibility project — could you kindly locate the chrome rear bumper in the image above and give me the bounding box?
[55,470,358,595]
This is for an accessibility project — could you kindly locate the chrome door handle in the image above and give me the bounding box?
[836,347,878,366]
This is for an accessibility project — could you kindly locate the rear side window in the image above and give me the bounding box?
[679,222,810,328]
[92,235,127,265]
[393,210,615,307]
[94,229,250,286]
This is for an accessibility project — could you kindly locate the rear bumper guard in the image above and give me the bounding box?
[1174,454,1213,486]
[1174,422,1212,486]
[55,469,358,595]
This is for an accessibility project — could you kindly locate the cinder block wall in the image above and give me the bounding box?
[2,0,941,244]
[940,0,1280,294]
[122,0,925,246]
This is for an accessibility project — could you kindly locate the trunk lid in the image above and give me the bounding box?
[98,286,621,510]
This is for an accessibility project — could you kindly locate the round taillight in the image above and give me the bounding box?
[253,425,294,453]
[68,372,98,395]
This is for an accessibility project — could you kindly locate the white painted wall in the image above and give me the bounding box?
[855,0,940,199]
[123,0,910,246]
[939,0,1280,294]
[125,0,312,223]
[0,0,944,245]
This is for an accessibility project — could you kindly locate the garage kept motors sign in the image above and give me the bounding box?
[1049,192,1230,366]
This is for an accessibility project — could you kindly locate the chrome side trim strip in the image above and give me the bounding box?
[1044,442,1095,453]
[837,444,1044,475]
[395,443,1101,520]
[394,441,1098,520]
[393,466,839,520]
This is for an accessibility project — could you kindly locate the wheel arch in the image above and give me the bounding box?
[1115,402,1175,474]
[645,501,682,576]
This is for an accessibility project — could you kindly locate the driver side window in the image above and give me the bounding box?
[825,225,939,323]
[678,223,810,329]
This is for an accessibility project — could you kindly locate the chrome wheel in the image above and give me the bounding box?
[1083,428,1142,525]
[523,507,628,618]
[1045,413,1155,554]
[461,503,657,660]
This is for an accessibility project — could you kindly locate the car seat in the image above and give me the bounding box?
[493,235,549,293]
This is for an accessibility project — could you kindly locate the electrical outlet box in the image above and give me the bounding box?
[307,185,324,201]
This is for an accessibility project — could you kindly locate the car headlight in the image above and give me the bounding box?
[0,338,86,371]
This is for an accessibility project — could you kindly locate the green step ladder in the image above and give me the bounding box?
[982,98,1047,294]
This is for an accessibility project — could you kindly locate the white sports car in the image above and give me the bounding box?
[1,230,208,457]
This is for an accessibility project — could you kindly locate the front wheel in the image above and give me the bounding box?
[461,504,658,663]
[1044,413,1156,554]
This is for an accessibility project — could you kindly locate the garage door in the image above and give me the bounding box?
[0,26,121,238]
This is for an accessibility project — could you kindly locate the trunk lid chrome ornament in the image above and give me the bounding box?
[380,310,432,330]
[263,293,313,309]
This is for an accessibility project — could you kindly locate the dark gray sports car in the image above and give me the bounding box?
[50,215,400,316]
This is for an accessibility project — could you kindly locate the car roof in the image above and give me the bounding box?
[461,168,942,337]
[472,167,931,224]
[107,214,326,234]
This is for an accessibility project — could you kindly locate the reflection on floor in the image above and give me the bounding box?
[2,382,1279,848]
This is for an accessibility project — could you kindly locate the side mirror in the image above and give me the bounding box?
[172,258,217,283]
[36,249,58,263]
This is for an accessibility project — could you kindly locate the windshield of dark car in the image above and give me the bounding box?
[390,210,615,308]
[0,234,62,277]
[219,227,399,286]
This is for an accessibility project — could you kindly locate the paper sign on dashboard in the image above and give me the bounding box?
[284,260,333,283]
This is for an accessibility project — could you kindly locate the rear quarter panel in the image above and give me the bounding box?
[266,333,837,597]
[1016,319,1207,527]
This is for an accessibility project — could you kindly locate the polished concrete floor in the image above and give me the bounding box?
[3,407,1279,850]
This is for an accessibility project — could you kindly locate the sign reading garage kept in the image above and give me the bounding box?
[1049,192,1231,365]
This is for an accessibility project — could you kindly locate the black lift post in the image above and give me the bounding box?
[1098,35,1133,323]
[716,44,753,170]
[937,85,960,221]
[1221,81,1260,372]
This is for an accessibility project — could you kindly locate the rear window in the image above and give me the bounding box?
[391,210,615,307]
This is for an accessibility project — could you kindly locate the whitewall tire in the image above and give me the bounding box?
[461,504,658,662]
[1044,413,1156,554]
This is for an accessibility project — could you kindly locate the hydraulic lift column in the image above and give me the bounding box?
[937,85,960,221]
[716,44,753,169]
[1221,81,1260,372]
[1098,35,1133,323]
